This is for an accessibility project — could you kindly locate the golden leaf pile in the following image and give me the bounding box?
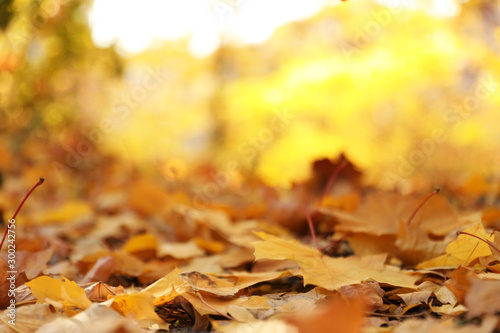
[1,156,500,333]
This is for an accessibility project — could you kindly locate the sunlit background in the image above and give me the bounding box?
[0,0,499,191]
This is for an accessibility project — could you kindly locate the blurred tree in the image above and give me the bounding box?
[0,0,15,30]
[0,0,122,153]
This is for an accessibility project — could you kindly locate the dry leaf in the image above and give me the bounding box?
[128,180,169,216]
[80,256,119,283]
[464,277,500,318]
[322,193,466,236]
[122,233,158,255]
[394,317,496,333]
[398,290,432,307]
[252,232,419,290]
[37,201,93,224]
[25,275,92,313]
[144,267,190,300]
[179,270,292,296]
[0,304,57,332]
[417,222,494,269]
[286,296,367,333]
[157,240,204,259]
[111,292,163,323]
[396,221,450,265]
[182,292,270,317]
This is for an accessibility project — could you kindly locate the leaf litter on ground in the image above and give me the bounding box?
[1,155,500,332]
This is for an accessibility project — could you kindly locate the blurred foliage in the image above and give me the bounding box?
[110,0,500,189]
[0,0,15,30]
[0,0,122,151]
[1,0,499,190]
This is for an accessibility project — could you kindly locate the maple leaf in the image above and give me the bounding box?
[252,232,419,290]
[417,222,494,269]
[322,192,470,236]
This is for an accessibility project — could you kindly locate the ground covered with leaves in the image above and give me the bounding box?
[1,154,500,333]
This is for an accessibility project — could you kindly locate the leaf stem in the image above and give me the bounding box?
[305,208,320,251]
[406,188,440,225]
[457,231,500,255]
[317,159,347,207]
[0,177,45,251]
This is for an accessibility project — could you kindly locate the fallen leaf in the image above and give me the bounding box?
[339,282,385,309]
[144,267,190,299]
[37,302,159,333]
[434,286,458,307]
[252,232,420,290]
[396,220,450,265]
[444,267,475,303]
[394,317,496,333]
[214,319,297,333]
[80,256,119,284]
[464,277,500,318]
[0,304,58,332]
[37,201,93,224]
[111,292,163,323]
[78,251,144,277]
[193,237,226,254]
[182,292,270,317]
[83,282,124,302]
[25,276,92,313]
[122,233,158,255]
[286,295,366,333]
[417,222,494,269]
[128,179,169,216]
[321,193,467,236]
[157,240,204,259]
[179,270,292,296]
[398,290,432,307]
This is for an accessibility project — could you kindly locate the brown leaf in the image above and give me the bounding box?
[339,282,385,309]
[464,277,500,318]
[322,192,469,236]
[80,256,119,284]
[396,221,449,265]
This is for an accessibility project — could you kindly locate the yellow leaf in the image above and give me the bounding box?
[252,232,419,290]
[193,237,226,254]
[37,201,92,224]
[128,180,169,215]
[143,267,190,300]
[179,270,291,296]
[111,292,162,322]
[417,222,493,269]
[122,233,158,254]
[26,276,92,312]
[157,240,204,259]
